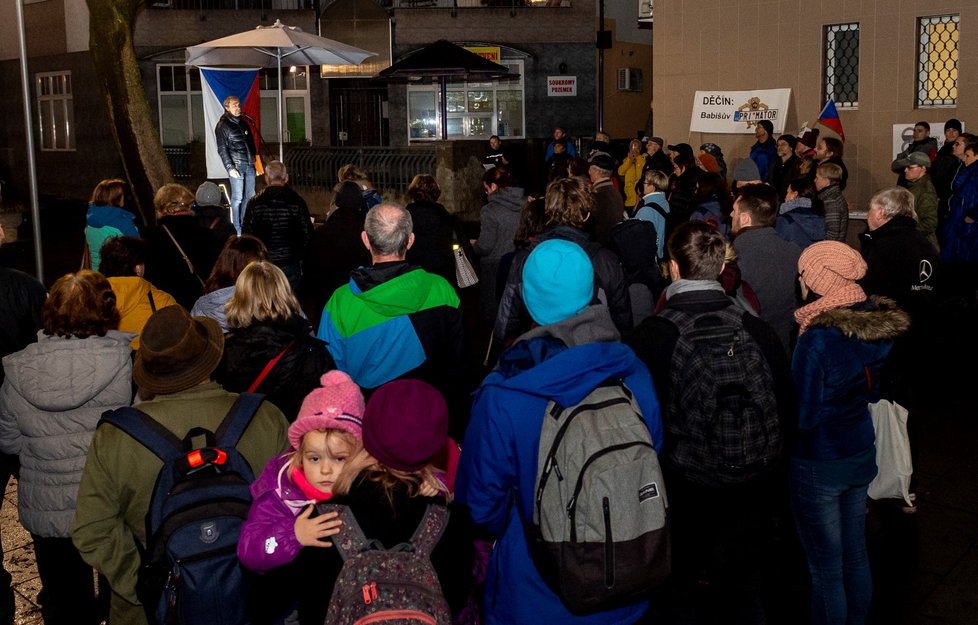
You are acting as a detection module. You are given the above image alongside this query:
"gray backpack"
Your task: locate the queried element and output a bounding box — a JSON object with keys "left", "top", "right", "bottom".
{"left": 525, "top": 379, "right": 670, "bottom": 614}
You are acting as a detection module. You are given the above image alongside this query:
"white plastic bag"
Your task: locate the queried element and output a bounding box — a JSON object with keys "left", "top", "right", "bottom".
{"left": 867, "top": 399, "right": 913, "bottom": 506}
{"left": 454, "top": 244, "right": 479, "bottom": 289}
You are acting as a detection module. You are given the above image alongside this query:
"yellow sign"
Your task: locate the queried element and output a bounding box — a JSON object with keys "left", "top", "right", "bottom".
{"left": 465, "top": 47, "right": 501, "bottom": 63}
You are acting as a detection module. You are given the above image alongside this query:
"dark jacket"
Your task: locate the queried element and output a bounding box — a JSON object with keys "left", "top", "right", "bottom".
{"left": 590, "top": 178, "right": 626, "bottom": 247}
{"left": 0, "top": 266, "right": 45, "bottom": 386}
{"left": 242, "top": 185, "right": 312, "bottom": 267}
{"left": 144, "top": 213, "right": 220, "bottom": 310}
{"left": 494, "top": 225, "right": 632, "bottom": 343}
{"left": 193, "top": 203, "right": 237, "bottom": 250}
{"left": 215, "top": 113, "right": 256, "bottom": 172}
{"left": 931, "top": 141, "right": 959, "bottom": 204}
{"left": 643, "top": 150, "right": 674, "bottom": 178}
{"left": 300, "top": 206, "right": 370, "bottom": 326}
{"left": 624, "top": 286, "right": 795, "bottom": 466}
{"left": 792, "top": 298, "right": 909, "bottom": 460}
{"left": 666, "top": 166, "right": 703, "bottom": 242}
{"left": 906, "top": 173, "right": 939, "bottom": 246}
{"left": 214, "top": 315, "right": 335, "bottom": 422}
{"left": 406, "top": 200, "right": 459, "bottom": 288}
{"left": 771, "top": 155, "right": 801, "bottom": 201}
{"left": 292, "top": 477, "right": 475, "bottom": 625}
{"left": 859, "top": 214, "right": 941, "bottom": 323}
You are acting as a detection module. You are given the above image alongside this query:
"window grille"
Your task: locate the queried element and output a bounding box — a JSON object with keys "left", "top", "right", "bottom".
{"left": 36, "top": 71, "right": 75, "bottom": 151}
{"left": 823, "top": 23, "right": 859, "bottom": 108}
{"left": 917, "top": 15, "right": 959, "bottom": 107}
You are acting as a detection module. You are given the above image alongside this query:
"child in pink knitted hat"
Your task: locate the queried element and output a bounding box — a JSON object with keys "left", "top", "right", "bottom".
{"left": 238, "top": 370, "right": 365, "bottom": 579}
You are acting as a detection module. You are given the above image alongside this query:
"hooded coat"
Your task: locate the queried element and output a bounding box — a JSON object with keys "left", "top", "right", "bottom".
{"left": 456, "top": 305, "right": 662, "bottom": 625}
{"left": 791, "top": 297, "right": 910, "bottom": 460}
{"left": 108, "top": 276, "right": 177, "bottom": 350}
{"left": 0, "top": 330, "right": 134, "bottom": 536}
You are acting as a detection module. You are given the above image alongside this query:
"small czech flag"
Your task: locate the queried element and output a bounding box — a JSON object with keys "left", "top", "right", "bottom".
{"left": 817, "top": 100, "right": 845, "bottom": 142}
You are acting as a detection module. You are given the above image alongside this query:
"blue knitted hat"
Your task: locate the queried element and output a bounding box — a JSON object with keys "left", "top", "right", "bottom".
{"left": 522, "top": 239, "right": 593, "bottom": 326}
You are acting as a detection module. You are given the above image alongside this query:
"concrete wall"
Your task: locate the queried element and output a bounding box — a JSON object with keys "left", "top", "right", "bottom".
{"left": 651, "top": 0, "right": 978, "bottom": 211}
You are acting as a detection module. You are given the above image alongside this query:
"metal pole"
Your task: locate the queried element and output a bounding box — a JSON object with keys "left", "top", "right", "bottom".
{"left": 440, "top": 76, "right": 447, "bottom": 140}
{"left": 15, "top": 0, "right": 43, "bottom": 284}
{"left": 278, "top": 54, "right": 284, "bottom": 161}
{"left": 597, "top": 0, "right": 605, "bottom": 132}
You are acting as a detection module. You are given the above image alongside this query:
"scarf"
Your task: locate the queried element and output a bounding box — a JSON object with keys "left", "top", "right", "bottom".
{"left": 794, "top": 283, "right": 866, "bottom": 334}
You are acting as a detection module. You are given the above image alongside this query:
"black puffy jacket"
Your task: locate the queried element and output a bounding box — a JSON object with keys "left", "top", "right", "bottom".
{"left": 215, "top": 113, "right": 256, "bottom": 171}
{"left": 493, "top": 225, "right": 632, "bottom": 342}
{"left": 242, "top": 185, "right": 311, "bottom": 266}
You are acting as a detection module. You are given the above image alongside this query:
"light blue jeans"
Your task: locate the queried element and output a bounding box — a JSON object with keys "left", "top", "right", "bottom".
{"left": 228, "top": 163, "right": 256, "bottom": 235}
{"left": 789, "top": 447, "right": 877, "bottom": 625}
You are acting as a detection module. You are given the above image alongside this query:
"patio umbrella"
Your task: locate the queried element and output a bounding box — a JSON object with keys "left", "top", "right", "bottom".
{"left": 377, "top": 40, "right": 517, "bottom": 140}
{"left": 186, "top": 20, "right": 376, "bottom": 160}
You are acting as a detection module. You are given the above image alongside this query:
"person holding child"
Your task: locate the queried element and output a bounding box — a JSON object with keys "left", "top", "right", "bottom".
{"left": 288, "top": 379, "right": 475, "bottom": 625}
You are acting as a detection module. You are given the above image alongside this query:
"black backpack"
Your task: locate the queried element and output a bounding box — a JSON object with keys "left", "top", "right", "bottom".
{"left": 608, "top": 218, "right": 661, "bottom": 290}
{"left": 98, "top": 393, "right": 264, "bottom": 625}
{"left": 659, "top": 305, "right": 781, "bottom": 485}
{"left": 525, "top": 379, "right": 670, "bottom": 614}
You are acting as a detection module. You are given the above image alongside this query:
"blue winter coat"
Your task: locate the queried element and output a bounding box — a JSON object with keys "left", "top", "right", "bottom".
{"left": 750, "top": 140, "right": 778, "bottom": 183}
{"left": 456, "top": 306, "right": 662, "bottom": 625}
{"left": 775, "top": 198, "right": 825, "bottom": 250}
{"left": 943, "top": 160, "right": 978, "bottom": 262}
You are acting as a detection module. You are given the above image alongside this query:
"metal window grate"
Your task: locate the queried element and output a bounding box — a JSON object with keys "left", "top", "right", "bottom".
{"left": 917, "top": 15, "right": 959, "bottom": 107}
{"left": 823, "top": 24, "right": 859, "bottom": 108}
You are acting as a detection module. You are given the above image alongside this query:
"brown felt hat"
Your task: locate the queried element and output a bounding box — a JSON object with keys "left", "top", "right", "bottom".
{"left": 133, "top": 305, "right": 224, "bottom": 395}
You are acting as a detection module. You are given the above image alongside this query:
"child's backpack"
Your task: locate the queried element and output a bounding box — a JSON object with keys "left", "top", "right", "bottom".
{"left": 608, "top": 218, "right": 661, "bottom": 291}
{"left": 318, "top": 503, "right": 452, "bottom": 625}
{"left": 659, "top": 304, "right": 781, "bottom": 486}
{"left": 98, "top": 393, "right": 264, "bottom": 625}
{"left": 525, "top": 379, "right": 670, "bottom": 615}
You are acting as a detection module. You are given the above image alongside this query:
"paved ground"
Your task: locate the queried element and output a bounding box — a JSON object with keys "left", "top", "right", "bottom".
{"left": 2, "top": 480, "right": 40, "bottom": 625}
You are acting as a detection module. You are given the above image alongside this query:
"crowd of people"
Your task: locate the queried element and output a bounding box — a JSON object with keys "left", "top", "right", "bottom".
{"left": 0, "top": 114, "right": 968, "bottom": 625}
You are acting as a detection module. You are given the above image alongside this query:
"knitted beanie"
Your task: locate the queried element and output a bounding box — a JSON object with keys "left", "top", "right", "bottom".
{"left": 361, "top": 379, "right": 448, "bottom": 473}
{"left": 698, "top": 152, "right": 719, "bottom": 174}
{"left": 945, "top": 118, "right": 963, "bottom": 133}
{"left": 289, "top": 370, "right": 365, "bottom": 449}
{"left": 522, "top": 239, "right": 594, "bottom": 326}
{"left": 798, "top": 241, "right": 867, "bottom": 296}
{"left": 758, "top": 120, "right": 774, "bottom": 136}
{"left": 732, "top": 158, "right": 761, "bottom": 182}
{"left": 778, "top": 134, "right": 798, "bottom": 150}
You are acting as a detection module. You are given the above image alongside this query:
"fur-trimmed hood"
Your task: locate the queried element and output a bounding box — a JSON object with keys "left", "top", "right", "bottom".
{"left": 806, "top": 296, "right": 910, "bottom": 341}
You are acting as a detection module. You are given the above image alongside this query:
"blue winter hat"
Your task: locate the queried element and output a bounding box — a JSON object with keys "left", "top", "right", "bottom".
{"left": 522, "top": 239, "right": 594, "bottom": 326}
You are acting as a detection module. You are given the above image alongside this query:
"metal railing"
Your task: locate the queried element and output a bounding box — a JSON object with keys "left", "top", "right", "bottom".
{"left": 164, "top": 147, "right": 193, "bottom": 180}
{"left": 148, "top": 0, "right": 312, "bottom": 10}
{"left": 387, "top": 0, "right": 569, "bottom": 8}
{"left": 285, "top": 145, "right": 437, "bottom": 193}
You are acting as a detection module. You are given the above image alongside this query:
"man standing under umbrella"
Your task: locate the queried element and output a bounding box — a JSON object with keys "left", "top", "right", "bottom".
{"left": 215, "top": 95, "right": 257, "bottom": 235}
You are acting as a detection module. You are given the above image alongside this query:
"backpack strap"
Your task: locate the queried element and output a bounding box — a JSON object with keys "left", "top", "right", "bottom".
{"left": 317, "top": 504, "right": 377, "bottom": 561}
{"left": 645, "top": 199, "right": 669, "bottom": 221}
{"left": 408, "top": 504, "right": 449, "bottom": 558}
{"left": 214, "top": 392, "right": 265, "bottom": 449}
{"left": 98, "top": 406, "right": 185, "bottom": 463}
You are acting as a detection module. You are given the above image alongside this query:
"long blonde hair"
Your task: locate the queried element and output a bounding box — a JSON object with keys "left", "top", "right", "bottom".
{"left": 331, "top": 446, "right": 450, "bottom": 506}
{"left": 224, "top": 261, "right": 301, "bottom": 328}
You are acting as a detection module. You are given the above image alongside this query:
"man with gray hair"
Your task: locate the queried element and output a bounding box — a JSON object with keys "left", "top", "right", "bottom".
{"left": 242, "top": 160, "right": 311, "bottom": 295}
{"left": 316, "top": 203, "right": 468, "bottom": 437}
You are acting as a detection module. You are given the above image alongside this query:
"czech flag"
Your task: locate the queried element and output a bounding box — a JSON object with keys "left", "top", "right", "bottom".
{"left": 817, "top": 99, "right": 845, "bottom": 142}
{"left": 200, "top": 67, "right": 261, "bottom": 179}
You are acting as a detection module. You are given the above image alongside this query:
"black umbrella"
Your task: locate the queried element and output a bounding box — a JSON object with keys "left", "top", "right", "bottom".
{"left": 377, "top": 39, "right": 517, "bottom": 140}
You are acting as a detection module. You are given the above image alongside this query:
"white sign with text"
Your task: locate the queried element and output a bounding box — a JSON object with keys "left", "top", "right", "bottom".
{"left": 689, "top": 89, "right": 792, "bottom": 134}
{"left": 547, "top": 76, "right": 577, "bottom": 97}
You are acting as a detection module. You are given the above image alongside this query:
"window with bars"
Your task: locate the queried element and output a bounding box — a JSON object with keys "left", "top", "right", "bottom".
{"left": 917, "top": 15, "right": 959, "bottom": 107}
{"left": 823, "top": 24, "right": 859, "bottom": 108}
{"left": 36, "top": 71, "right": 75, "bottom": 151}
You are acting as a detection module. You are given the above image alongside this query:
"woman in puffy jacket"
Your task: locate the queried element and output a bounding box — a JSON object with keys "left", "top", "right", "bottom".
{"left": 0, "top": 270, "right": 134, "bottom": 625}
{"left": 214, "top": 261, "right": 334, "bottom": 422}
{"left": 191, "top": 234, "right": 268, "bottom": 332}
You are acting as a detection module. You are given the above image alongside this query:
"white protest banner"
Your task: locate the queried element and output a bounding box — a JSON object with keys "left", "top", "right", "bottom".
{"left": 690, "top": 89, "right": 792, "bottom": 134}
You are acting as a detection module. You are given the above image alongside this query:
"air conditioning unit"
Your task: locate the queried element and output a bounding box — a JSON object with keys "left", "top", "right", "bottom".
{"left": 617, "top": 68, "right": 642, "bottom": 92}
{"left": 638, "top": 0, "right": 653, "bottom": 20}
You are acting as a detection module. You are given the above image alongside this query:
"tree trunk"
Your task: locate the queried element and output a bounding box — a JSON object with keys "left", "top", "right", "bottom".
{"left": 86, "top": 0, "right": 171, "bottom": 227}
